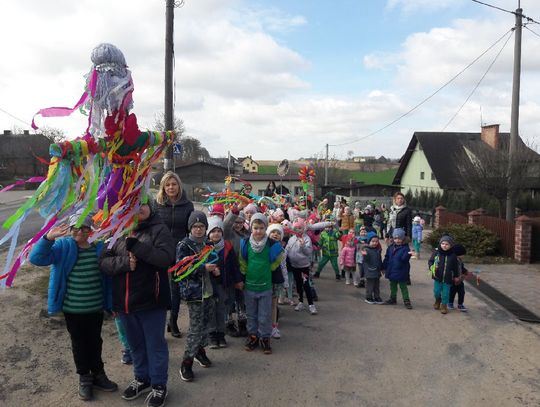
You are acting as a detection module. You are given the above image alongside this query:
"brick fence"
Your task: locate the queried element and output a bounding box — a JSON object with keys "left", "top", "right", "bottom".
{"left": 434, "top": 206, "right": 529, "bottom": 263}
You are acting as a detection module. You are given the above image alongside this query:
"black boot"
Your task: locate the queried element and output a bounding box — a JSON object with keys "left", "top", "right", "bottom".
{"left": 225, "top": 320, "right": 239, "bottom": 337}
{"left": 79, "top": 373, "right": 94, "bottom": 401}
{"left": 167, "top": 316, "right": 181, "bottom": 338}
{"left": 92, "top": 370, "right": 118, "bottom": 392}
{"left": 237, "top": 319, "right": 248, "bottom": 337}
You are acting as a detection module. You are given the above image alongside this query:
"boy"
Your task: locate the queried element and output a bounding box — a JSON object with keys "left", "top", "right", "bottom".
{"left": 429, "top": 235, "right": 460, "bottom": 315}
{"left": 239, "top": 213, "right": 284, "bottom": 354}
{"left": 177, "top": 211, "right": 220, "bottom": 382}
{"left": 315, "top": 223, "right": 341, "bottom": 279}
{"left": 361, "top": 234, "right": 384, "bottom": 304}
{"left": 382, "top": 228, "right": 414, "bottom": 309}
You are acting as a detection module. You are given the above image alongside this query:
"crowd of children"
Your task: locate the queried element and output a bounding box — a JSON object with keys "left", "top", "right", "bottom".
{"left": 29, "top": 187, "right": 471, "bottom": 407}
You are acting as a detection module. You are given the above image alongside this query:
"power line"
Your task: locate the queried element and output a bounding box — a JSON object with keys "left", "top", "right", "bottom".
{"left": 329, "top": 28, "right": 514, "bottom": 147}
{"left": 0, "top": 106, "right": 32, "bottom": 128}
{"left": 442, "top": 28, "right": 513, "bottom": 131}
{"left": 471, "top": 0, "right": 514, "bottom": 15}
{"left": 524, "top": 24, "right": 540, "bottom": 40}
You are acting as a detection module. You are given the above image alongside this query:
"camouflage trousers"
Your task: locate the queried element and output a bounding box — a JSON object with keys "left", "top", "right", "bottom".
{"left": 184, "top": 298, "right": 215, "bottom": 359}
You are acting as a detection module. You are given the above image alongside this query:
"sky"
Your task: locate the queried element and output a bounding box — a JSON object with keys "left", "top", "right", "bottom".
{"left": 2, "top": 0, "right": 540, "bottom": 161}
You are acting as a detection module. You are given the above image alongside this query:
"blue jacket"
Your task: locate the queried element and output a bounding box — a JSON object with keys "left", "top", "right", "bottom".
{"left": 412, "top": 223, "right": 423, "bottom": 241}
{"left": 383, "top": 243, "right": 411, "bottom": 282}
{"left": 29, "top": 236, "right": 112, "bottom": 315}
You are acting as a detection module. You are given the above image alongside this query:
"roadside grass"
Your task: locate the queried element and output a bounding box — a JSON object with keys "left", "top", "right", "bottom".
{"left": 350, "top": 168, "right": 397, "bottom": 185}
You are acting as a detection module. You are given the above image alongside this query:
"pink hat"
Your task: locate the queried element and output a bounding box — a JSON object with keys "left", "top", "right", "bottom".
{"left": 292, "top": 218, "right": 306, "bottom": 231}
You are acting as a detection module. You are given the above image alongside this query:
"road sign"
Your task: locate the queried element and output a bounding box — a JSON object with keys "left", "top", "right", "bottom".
{"left": 173, "top": 143, "right": 182, "bottom": 155}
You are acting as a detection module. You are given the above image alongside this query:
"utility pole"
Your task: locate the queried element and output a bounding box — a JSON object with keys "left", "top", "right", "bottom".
{"left": 163, "top": 0, "right": 175, "bottom": 172}
{"left": 506, "top": 5, "right": 522, "bottom": 221}
{"left": 324, "top": 143, "right": 329, "bottom": 186}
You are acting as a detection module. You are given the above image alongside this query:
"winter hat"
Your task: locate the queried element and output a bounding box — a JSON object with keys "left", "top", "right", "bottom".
{"left": 413, "top": 216, "right": 422, "bottom": 223}
{"left": 68, "top": 210, "right": 94, "bottom": 229}
{"left": 207, "top": 216, "right": 224, "bottom": 236}
{"left": 210, "top": 203, "right": 225, "bottom": 217}
{"left": 244, "top": 203, "right": 258, "bottom": 215}
{"left": 367, "top": 231, "right": 378, "bottom": 243}
{"left": 250, "top": 212, "right": 268, "bottom": 228}
{"left": 188, "top": 210, "right": 208, "bottom": 230}
{"left": 453, "top": 244, "right": 466, "bottom": 256}
{"left": 439, "top": 235, "right": 454, "bottom": 246}
{"left": 266, "top": 223, "right": 284, "bottom": 239}
{"left": 273, "top": 208, "right": 284, "bottom": 218}
{"left": 392, "top": 228, "right": 406, "bottom": 240}
{"left": 292, "top": 218, "right": 306, "bottom": 231}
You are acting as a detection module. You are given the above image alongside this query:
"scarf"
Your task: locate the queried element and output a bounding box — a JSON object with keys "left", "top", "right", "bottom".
{"left": 189, "top": 233, "right": 206, "bottom": 246}
{"left": 249, "top": 235, "right": 268, "bottom": 253}
{"left": 389, "top": 204, "right": 406, "bottom": 230}
{"left": 213, "top": 238, "right": 225, "bottom": 253}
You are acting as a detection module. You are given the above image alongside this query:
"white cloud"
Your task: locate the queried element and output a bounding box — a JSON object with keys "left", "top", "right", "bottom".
{"left": 386, "top": 0, "right": 465, "bottom": 14}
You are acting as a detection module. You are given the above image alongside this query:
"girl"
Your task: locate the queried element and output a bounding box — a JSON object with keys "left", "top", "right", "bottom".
{"left": 428, "top": 235, "right": 460, "bottom": 315}
{"left": 339, "top": 237, "right": 357, "bottom": 285}
{"left": 411, "top": 216, "right": 423, "bottom": 259}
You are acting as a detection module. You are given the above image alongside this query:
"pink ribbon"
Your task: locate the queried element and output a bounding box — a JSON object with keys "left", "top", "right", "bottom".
{"left": 0, "top": 177, "right": 45, "bottom": 193}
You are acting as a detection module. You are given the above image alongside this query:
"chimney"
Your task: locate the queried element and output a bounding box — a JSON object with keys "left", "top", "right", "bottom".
{"left": 480, "top": 124, "right": 499, "bottom": 149}
{"left": 23, "top": 130, "right": 29, "bottom": 135}
{"left": 3, "top": 130, "right": 12, "bottom": 135}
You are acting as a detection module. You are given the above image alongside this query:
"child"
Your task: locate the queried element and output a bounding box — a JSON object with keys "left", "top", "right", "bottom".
{"left": 412, "top": 216, "right": 423, "bottom": 259}
{"left": 315, "top": 223, "right": 341, "bottom": 279}
{"left": 100, "top": 201, "right": 175, "bottom": 406}
{"left": 428, "top": 235, "right": 460, "bottom": 315}
{"left": 382, "top": 228, "right": 413, "bottom": 309}
{"left": 30, "top": 212, "right": 117, "bottom": 401}
{"left": 286, "top": 218, "right": 318, "bottom": 315}
{"left": 207, "top": 216, "right": 243, "bottom": 349}
{"left": 239, "top": 213, "right": 284, "bottom": 354}
{"left": 355, "top": 227, "right": 369, "bottom": 287}
{"left": 448, "top": 244, "right": 468, "bottom": 312}
{"left": 176, "top": 211, "right": 220, "bottom": 382}
{"left": 339, "top": 237, "right": 356, "bottom": 285}
{"left": 361, "top": 234, "right": 384, "bottom": 304}
{"left": 267, "top": 223, "right": 288, "bottom": 339}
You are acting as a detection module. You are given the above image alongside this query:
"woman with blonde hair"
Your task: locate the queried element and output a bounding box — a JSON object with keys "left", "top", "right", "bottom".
{"left": 154, "top": 171, "right": 194, "bottom": 338}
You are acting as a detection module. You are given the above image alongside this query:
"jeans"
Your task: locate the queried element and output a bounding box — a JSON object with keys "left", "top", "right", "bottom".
{"left": 120, "top": 308, "right": 169, "bottom": 386}
{"left": 244, "top": 289, "right": 273, "bottom": 338}
{"left": 449, "top": 282, "right": 465, "bottom": 305}
{"left": 433, "top": 280, "right": 451, "bottom": 305}
{"left": 64, "top": 312, "right": 104, "bottom": 375}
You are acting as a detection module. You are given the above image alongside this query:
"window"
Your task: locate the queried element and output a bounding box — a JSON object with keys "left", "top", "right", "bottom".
{"left": 420, "top": 171, "right": 425, "bottom": 180}
{"left": 431, "top": 172, "right": 435, "bottom": 180}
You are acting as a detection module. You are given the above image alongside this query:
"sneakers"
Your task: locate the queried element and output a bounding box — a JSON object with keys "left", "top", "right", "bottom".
{"left": 353, "top": 282, "right": 359, "bottom": 287}
{"left": 374, "top": 297, "right": 384, "bottom": 304}
{"left": 245, "top": 335, "right": 259, "bottom": 351}
{"left": 433, "top": 299, "right": 441, "bottom": 310}
{"left": 404, "top": 299, "right": 413, "bottom": 309}
{"left": 447, "top": 303, "right": 455, "bottom": 310}
{"left": 440, "top": 304, "right": 448, "bottom": 314}
{"left": 384, "top": 297, "right": 397, "bottom": 305}
{"left": 335, "top": 275, "right": 341, "bottom": 281}
{"left": 179, "top": 358, "right": 194, "bottom": 382}
{"left": 122, "top": 379, "right": 151, "bottom": 400}
{"left": 145, "top": 385, "right": 167, "bottom": 407}
{"left": 218, "top": 332, "right": 228, "bottom": 348}
{"left": 345, "top": 279, "right": 351, "bottom": 285}
{"left": 260, "top": 338, "right": 272, "bottom": 354}
{"left": 194, "top": 347, "right": 212, "bottom": 367}
{"left": 271, "top": 325, "right": 281, "bottom": 339}
{"left": 294, "top": 302, "right": 305, "bottom": 312}
{"left": 458, "top": 304, "right": 468, "bottom": 312}
{"left": 364, "top": 297, "right": 375, "bottom": 304}
{"left": 93, "top": 371, "right": 118, "bottom": 392}
{"left": 308, "top": 304, "right": 318, "bottom": 315}
{"left": 209, "top": 332, "right": 220, "bottom": 349}
{"left": 121, "top": 349, "right": 133, "bottom": 365}
{"left": 79, "top": 374, "right": 94, "bottom": 401}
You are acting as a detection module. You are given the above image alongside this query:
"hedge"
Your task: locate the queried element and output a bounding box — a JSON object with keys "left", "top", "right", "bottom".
{"left": 426, "top": 223, "right": 500, "bottom": 257}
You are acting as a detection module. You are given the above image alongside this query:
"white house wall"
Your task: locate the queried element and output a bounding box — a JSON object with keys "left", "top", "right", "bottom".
{"left": 400, "top": 143, "right": 443, "bottom": 195}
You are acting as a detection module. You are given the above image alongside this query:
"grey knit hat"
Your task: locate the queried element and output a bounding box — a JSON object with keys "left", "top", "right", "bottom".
{"left": 188, "top": 210, "right": 208, "bottom": 230}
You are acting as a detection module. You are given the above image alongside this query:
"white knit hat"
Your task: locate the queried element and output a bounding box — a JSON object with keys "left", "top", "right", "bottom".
{"left": 207, "top": 216, "right": 224, "bottom": 235}
{"left": 266, "top": 223, "right": 284, "bottom": 239}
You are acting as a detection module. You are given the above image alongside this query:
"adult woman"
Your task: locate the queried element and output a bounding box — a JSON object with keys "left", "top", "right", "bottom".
{"left": 387, "top": 192, "right": 413, "bottom": 240}
{"left": 264, "top": 181, "right": 277, "bottom": 197}
{"left": 154, "top": 171, "right": 194, "bottom": 338}
{"left": 99, "top": 200, "right": 175, "bottom": 406}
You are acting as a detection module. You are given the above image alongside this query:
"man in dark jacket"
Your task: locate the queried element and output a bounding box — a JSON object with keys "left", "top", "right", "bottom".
{"left": 100, "top": 200, "right": 175, "bottom": 407}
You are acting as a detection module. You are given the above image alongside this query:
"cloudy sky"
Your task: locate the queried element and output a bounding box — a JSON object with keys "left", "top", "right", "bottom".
{"left": 2, "top": 0, "right": 540, "bottom": 160}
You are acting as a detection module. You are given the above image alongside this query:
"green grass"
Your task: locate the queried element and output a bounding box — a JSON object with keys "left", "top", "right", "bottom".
{"left": 257, "top": 165, "right": 299, "bottom": 175}
{"left": 350, "top": 168, "right": 397, "bottom": 186}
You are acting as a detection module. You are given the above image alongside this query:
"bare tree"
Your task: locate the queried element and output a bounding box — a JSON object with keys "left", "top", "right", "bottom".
{"left": 40, "top": 127, "right": 66, "bottom": 144}
{"left": 455, "top": 139, "right": 539, "bottom": 218}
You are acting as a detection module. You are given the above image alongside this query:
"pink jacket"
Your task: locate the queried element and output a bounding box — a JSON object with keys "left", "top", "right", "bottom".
{"left": 339, "top": 245, "right": 356, "bottom": 268}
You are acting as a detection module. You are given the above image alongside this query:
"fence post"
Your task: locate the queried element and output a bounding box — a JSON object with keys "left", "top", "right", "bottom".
{"left": 434, "top": 206, "right": 446, "bottom": 229}
{"left": 514, "top": 216, "right": 532, "bottom": 263}
{"left": 468, "top": 208, "right": 485, "bottom": 225}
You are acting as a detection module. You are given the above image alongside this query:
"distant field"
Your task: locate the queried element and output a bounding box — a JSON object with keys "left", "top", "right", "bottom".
{"left": 350, "top": 168, "right": 397, "bottom": 185}
{"left": 257, "top": 164, "right": 299, "bottom": 175}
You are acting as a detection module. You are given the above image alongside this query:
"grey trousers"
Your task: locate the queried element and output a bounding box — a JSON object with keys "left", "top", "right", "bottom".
{"left": 366, "top": 278, "right": 380, "bottom": 299}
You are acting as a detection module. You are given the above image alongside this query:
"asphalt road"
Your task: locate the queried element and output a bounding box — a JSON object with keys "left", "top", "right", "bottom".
{"left": 1, "top": 250, "right": 539, "bottom": 407}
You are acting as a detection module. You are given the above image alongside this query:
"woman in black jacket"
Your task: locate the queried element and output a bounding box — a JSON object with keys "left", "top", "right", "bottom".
{"left": 154, "top": 171, "right": 194, "bottom": 338}
{"left": 99, "top": 201, "right": 176, "bottom": 404}
{"left": 387, "top": 192, "right": 413, "bottom": 240}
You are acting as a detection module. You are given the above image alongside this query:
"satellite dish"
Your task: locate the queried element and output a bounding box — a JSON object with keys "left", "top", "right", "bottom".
{"left": 277, "top": 159, "right": 289, "bottom": 177}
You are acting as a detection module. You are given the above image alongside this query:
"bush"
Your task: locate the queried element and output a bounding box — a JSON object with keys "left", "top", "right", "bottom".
{"left": 427, "top": 224, "right": 500, "bottom": 257}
